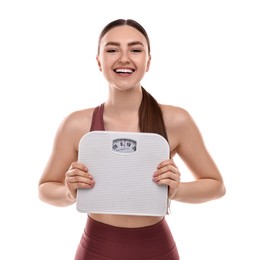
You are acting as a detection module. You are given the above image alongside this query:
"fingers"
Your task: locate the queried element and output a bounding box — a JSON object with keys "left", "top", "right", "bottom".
{"left": 153, "top": 159, "right": 180, "bottom": 182}
{"left": 69, "top": 161, "right": 88, "bottom": 172}
{"left": 157, "top": 159, "right": 178, "bottom": 169}
{"left": 65, "top": 162, "right": 95, "bottom": 198}
{"left": 153, "top": 159, "right": 180, "bottom": 199}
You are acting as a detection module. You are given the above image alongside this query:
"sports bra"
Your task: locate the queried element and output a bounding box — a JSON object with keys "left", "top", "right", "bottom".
{"left": 90, "top": 103, "right": 105, "bottom": 131}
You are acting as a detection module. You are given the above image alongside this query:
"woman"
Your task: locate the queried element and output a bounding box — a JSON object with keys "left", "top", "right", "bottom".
{"left": 38, "top": 19, "right": 226, "bottom": 259}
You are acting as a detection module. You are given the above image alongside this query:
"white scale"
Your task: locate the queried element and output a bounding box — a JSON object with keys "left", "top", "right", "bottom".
{"left": 76, "top": 131, "right": 170, "bottom": 216}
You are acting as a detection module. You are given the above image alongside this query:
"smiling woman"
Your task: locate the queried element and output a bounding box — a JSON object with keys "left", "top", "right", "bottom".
{"left": 97, "top": 22, "right": 151, "bottom": 92}
{"left": 38, "top": 18, "right": 225, "bottom": 260}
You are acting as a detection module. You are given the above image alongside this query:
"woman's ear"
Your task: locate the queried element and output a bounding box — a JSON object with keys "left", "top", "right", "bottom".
{"left": 96, "top": 56, "right": 102, "bottom": 71}
{"left": 146, "top": 55, "right": 151, "bottom": 72}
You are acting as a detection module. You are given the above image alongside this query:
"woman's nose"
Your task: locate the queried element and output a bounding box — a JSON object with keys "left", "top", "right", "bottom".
{"left": 118, "top": 51, "right": 130, "bottom": 63}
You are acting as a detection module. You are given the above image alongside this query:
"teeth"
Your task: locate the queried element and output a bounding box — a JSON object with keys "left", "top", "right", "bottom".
{"left": 115, "top": 68, "right": 134, "bottom": 73}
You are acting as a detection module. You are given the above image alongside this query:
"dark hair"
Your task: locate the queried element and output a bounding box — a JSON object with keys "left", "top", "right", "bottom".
{"left": 98, "top": 19, "right": 168, "bottom": 142}
{"left": 139, "top": 87, "right": 168, "bottom": 142}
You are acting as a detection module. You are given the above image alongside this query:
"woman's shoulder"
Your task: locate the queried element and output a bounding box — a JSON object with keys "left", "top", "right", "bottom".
{"left": 160, "top": 104, "right": 193, "bottom": 127}
{"left": 160, "top": 104, "right": 199, "bottom": 152}
{"left": 64, "top": 107, "right": 95, "bottom": 125}
{"left": 57, "top": 107, "right": 98, "bottom": 138}
{"left": 66, "top": 107, "right": 95, "bottom": 121}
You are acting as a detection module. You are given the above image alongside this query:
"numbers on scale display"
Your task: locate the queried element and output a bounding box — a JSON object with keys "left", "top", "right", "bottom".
{"left": 112, "top": 138, "right": 137, "bottom": 153}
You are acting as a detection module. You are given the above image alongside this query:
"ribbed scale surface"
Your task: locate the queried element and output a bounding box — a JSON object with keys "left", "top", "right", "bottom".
{"left": 77, "top": 131, "right": 169, "bottom": 216}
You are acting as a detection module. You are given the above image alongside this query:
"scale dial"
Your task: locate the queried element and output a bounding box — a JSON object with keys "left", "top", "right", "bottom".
{"left": 112, "top": 138, "right": 137, "bottom": 153}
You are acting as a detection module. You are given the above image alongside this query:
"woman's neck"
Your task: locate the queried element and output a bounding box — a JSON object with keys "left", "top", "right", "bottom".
{"left": 106, "top": 85, "right": 143, "bottom": 113}
{"left": 103, "top": 85, "right": 143, "bottom": 132}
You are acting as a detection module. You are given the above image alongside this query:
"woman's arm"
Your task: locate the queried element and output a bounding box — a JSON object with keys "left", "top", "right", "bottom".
{"left": 156, "top": 105, "right": 226, "bottom": 203}
{"left": 38, "top": 110, "right": 95, "bottom": 207}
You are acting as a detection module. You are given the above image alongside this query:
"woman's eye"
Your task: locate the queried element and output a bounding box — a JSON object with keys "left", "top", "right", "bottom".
{"left": 131, "top": 49, "right": 142, "bottom": 53}
{"left": 107, "top": 49, "right": 118, "bottom": 53}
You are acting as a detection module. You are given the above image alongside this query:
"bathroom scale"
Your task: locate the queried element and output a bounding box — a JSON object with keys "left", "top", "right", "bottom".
{"left": 76, "top": 131, "right": 170, "bottom": 216}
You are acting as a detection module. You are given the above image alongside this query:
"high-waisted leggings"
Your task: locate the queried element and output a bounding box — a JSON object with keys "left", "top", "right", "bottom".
{"left": 75, "top": 217, "right": 179, "bottom": 260}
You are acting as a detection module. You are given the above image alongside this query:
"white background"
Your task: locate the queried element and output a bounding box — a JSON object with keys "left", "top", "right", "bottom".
{"left": 0, "top": 0, "right": 259, "bottom": 259}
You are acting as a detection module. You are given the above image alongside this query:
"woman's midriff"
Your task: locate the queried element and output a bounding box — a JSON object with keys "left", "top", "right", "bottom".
{"left": 89, "top": 213, "right": 164, "bottom": 228}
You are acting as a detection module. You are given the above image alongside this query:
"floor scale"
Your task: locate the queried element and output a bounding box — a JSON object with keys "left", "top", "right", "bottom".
{"left": 76, "top": 131, "right": 170, "bottom": 216}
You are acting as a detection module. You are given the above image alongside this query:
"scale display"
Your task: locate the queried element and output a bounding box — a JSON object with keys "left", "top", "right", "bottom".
{"left": 112, "top": 138, "right": 137, "bottom": 153}
{"left": 77, "top": 131, "right": 170, "bottom": 216}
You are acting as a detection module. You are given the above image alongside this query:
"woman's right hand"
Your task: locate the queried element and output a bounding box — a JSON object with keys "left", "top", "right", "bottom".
{"left": 65, "top": 162, "right": 95, "bottom": 199}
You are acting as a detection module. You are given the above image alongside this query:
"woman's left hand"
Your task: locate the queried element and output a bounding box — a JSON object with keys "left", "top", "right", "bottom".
{"left": 153, "top": 159, "right": 181, "bottom": 199}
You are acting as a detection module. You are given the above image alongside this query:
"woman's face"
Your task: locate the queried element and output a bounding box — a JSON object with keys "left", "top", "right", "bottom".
{"left": 97, "top": 25, "right": 151, "bottom": 91}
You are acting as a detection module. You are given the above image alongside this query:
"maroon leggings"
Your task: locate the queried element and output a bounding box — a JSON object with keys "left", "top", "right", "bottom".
{"left": 75, "top": 217, "right": 179, "bottom": 260}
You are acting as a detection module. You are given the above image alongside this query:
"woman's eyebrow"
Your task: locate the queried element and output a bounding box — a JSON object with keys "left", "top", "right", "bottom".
{"left": 105, "top": 41, "right": 120, "bottom": 47}
{"left": 128, "top": 41, "right": 144, "bottom": 47}
{"left": 105, "top": 41, "right": 144, "bottom": 47}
